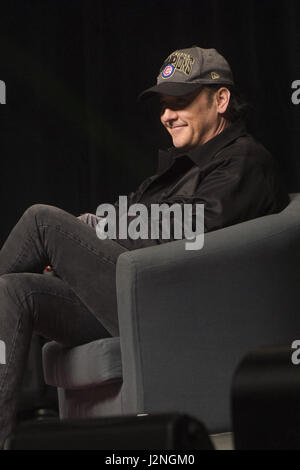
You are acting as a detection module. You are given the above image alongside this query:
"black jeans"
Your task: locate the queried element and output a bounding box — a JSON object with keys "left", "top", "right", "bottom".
{"left": 0, "top": 204, "right": 128, "bottom": 447}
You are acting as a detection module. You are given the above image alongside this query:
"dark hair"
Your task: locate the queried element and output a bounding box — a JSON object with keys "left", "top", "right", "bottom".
{"left": 205, "top": 85, "right": 250, "bottom": 123}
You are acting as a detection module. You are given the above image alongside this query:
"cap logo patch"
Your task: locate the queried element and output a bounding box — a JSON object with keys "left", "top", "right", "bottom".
{"left": 160, "top": 52, "right": 195, "bottom": 77}
{"left": 211, "top": 72, "right": 220, "bottom": 80}
{"left": 162, "top": 64, "right": 175, "bottom": 79}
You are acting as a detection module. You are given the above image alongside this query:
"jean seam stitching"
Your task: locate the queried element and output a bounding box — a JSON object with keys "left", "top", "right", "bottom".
{"left": 38, "top": 223, "right": 117, "bottom": 266}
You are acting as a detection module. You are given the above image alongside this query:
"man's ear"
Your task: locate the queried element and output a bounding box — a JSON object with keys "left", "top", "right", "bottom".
{"left": 216, "top": 87, "right": 231, "bottom": 114}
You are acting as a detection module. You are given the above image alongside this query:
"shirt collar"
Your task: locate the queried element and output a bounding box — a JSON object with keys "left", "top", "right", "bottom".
{"left": 158, "top": 120, "right": 249, "bottom": 174}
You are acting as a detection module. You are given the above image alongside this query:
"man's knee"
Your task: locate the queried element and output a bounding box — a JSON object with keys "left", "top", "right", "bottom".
{"left": 21, "top": 205, "right": 69, "bottom": 234}
{"left": 0, "top": 274, "right": 37, "bottom": 312}
{"left": 23, "top": 204, "right": 56, "bottom": 222}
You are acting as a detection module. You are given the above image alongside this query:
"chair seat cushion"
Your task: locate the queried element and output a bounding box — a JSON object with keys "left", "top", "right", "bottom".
{"left": 42, "top": 337, "right": 122, "bottom": 390}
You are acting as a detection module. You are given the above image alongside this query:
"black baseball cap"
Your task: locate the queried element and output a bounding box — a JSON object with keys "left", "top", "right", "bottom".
{"left": 139, "top": 46, "right": 234, "bottom": 100}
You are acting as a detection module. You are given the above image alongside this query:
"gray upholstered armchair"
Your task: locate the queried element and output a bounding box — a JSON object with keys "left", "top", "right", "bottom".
{"left": 42, "top": 194, "right": 300, "bottom": 434}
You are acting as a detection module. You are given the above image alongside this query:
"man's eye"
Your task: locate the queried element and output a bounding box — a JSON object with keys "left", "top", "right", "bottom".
{"left": 160, "top": 100, "right": 187, "bottom": 111}
{"left": 176, "top": 100, "right": 188, "bottom": 108}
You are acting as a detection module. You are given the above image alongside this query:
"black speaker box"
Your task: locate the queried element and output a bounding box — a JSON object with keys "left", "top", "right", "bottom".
{"left": 5, "top": 413, "right": 214, "bottom": 450}
{"left": 232, "top": 347, "right": 300, "bottom": 450}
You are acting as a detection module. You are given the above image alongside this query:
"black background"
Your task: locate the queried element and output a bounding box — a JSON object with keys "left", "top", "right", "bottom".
{"left": 0, "top": 0, "right": 299, "bottom": 246}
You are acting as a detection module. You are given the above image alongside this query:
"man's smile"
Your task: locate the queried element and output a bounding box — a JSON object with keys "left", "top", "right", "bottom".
{"left": 168, "top": 124, "right": 187, "bottom": 131}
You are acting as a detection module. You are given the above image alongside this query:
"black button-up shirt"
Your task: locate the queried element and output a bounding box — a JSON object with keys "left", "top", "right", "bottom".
{"left": 114, "top": 120, "right": 289, "bottom": 250}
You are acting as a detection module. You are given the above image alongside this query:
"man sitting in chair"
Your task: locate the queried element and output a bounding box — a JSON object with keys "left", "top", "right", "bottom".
{"left": 0, "top": 46, "right": 288, "bottom": 447}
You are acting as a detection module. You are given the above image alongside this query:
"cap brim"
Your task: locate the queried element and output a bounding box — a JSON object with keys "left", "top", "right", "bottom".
{"left": 138, "top": 79, "right": 234, "bottom": 101}
{"left": 138, "top": 82, "right": 203, "bottom": 101}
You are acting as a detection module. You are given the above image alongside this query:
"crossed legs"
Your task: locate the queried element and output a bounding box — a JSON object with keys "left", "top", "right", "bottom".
{"left": 0, "top": 204, "right": 128, "bottom": 446}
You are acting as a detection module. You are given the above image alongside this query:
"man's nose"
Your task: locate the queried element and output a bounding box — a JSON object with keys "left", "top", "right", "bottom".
{"left": 161, "top": 106, "right": 178, "bottom": 123}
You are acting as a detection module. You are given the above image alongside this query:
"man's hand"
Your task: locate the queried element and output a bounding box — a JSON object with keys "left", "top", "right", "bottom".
{"left": 77, "top": 213, "right": 103, "bottom": 228}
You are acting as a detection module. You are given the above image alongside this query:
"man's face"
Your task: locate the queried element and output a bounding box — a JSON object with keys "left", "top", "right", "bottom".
{"left": 160, "top": 87, "right": 219, "bottom": 150}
